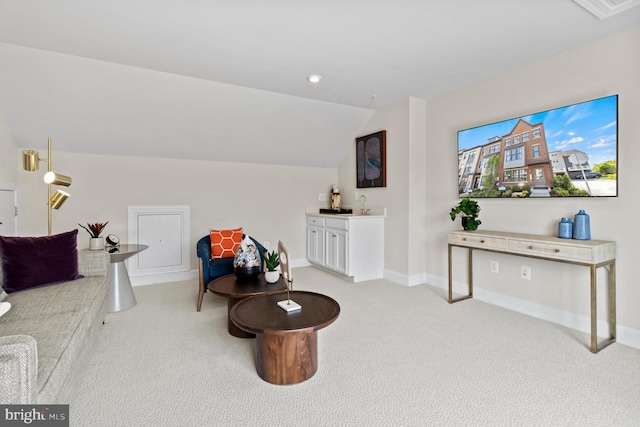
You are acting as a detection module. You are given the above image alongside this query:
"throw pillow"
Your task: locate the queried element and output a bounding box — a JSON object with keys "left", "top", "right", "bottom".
{"left": 0, "top": 229, "right": 83, "bottom": 293}
{"left": 210, "top": 228, "right": 243, "bottom": 259}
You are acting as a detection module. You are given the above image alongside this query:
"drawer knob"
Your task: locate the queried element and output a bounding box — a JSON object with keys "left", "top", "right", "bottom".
{"left": 554, "top": 249, "right": 560, "bottom": 253}
{"left": 462, "top": 238, "right": 467, "bottom": 241}
{"left": 480, "top": 240, "right": 485, "bottom": 243}
{"left": 528, "top": 245, "right": 534, "bottom": 249}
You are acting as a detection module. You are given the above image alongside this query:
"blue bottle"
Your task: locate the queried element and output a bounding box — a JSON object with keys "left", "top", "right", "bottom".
{"left": 558, "top": 217, "right": 573, "bottom": 239}
{"left": 573, "top": 210, "right": 591, "bottom": 240}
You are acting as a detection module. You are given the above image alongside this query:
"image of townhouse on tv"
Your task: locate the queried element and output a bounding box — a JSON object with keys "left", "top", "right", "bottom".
{"left": 457, "top": 94, "right": 618, "bottom": 198}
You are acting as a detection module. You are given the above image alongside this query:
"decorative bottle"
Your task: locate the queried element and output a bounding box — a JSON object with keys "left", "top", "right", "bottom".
{"left": 558, "top": 218, "right": 573, "bottom": 239}
{"left": 573, "top": 210, "right": 591, "bottom": 240}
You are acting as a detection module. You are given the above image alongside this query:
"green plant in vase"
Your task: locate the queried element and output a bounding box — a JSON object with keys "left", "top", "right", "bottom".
{"left": 450, "top": 198, "right": 481, "bottom": 231}
{"left": 264, "top": 250, "right": 280, "bottom": 284}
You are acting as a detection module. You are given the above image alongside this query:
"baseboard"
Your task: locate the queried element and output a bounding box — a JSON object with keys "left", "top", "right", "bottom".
{"left": 131, "top": 270, "right": 198, "bottom": 286}
{"left": 130, "top": 257, "right": 311, "bottom": 287}
{"left": 126, "top": 265, "right": 640, "bottom": 349}
{"left": 434, "top": 274, "right": 640, "bottom": 350}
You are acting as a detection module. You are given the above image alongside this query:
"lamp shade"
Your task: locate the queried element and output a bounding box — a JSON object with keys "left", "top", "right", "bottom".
{"left": 44, "top": 171, "right": 72, "bottom": 186}
{"left": 50, "top": 190, "right": 70, "bottom": 209}
{"left": 22, "top": 150, "right": 40, "bottom": 171}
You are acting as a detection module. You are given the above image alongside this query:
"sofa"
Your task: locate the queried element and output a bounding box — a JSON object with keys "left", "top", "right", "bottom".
{"left": 0, "top": 247, "right": 109, "bottom": 404}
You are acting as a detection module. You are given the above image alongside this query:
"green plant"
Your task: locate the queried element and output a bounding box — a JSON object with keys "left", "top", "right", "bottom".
{"left": 450, "top": 198, "right": 481, "bottom": 230}
{"left": 78, "top": 222, "right": 108, "bottom": 238}
{"left": 264, "top": 250, "right": 280, "bottom": 271}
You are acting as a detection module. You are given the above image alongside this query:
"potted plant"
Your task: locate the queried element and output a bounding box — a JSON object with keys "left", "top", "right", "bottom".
{"left": 264, "top": 250, "right": 280, "bottom": 283}
{"left": 450, "top": 198, "right": 481, "bottom": 231}
{"left": 78, "top": 221, "right": 109, "bottom": 250}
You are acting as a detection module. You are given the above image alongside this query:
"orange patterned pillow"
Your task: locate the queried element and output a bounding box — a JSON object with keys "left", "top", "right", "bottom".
{"left": 210, "top": 228, "right": 243, "bottom": 259}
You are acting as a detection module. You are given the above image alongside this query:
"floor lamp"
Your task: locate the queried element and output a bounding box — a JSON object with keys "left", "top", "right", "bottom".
{"left": 22, "top": 138, "right": 72, "bottom": 235}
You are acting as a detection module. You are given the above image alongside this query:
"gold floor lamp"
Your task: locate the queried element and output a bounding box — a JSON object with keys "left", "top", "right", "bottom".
{"left": 22, "top": 138, "right": 72, "bottom": 235}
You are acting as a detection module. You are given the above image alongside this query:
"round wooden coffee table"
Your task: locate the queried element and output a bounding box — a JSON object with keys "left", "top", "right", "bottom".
{"left": 230, "top": 291, "right": 340, "bottom": 385}
{"left": 208, "top": 273, "right": 286, "bottom": 338}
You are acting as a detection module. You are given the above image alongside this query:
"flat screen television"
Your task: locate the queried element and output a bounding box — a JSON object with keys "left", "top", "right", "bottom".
{"left": 456, "top": 94, "right": 618, "bottom": 198}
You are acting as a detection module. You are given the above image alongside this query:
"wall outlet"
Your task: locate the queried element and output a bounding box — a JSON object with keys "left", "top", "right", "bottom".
{"left": 520, "top": 265, "right": 532, "bottom": 280}
{"left": 319, "top": 193, "right": 326, "bottom": 201}
{"left": 490, "top": 260, "right": 499, "bottom": 274}
{"left": 263, "top": 241, "right": 269, "bottom": 250}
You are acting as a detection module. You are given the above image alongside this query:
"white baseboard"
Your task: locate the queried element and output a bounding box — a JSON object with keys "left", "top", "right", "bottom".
{"left": 130, "top": 257, "right": 311, "bottom": 287}
{"left": 428, "top": 273, "right": 640, "bottom": 350}
{"left": 128, "top": 265, "right": 640, "bottom": 350}
{"left": 131, "top": 270, "right": 198, "bottom": 286}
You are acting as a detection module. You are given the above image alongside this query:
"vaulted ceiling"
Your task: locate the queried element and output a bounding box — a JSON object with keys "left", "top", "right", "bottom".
{"left": 0, "top": 1, "right": 638, "bottom": 167}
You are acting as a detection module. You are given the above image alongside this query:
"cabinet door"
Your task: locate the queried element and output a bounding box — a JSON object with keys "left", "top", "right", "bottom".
{"left": 325, "top": 228, "right": 348, "bottom": 275}
{"left": 306, "top": 226, "right": 324, "bottom": 265}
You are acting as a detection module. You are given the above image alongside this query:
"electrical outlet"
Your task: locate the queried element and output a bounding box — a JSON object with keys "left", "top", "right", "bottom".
{"left": 520, "top": 265, "right": 531, "bottom": 280}
{"left": 319, "top": 193, "right": 326, "bottom": 201}
{"left": 263, "top": 241, "right": 269, "bottom": 250}
{"left": 490, "top": 260, "right": 499, "bottom": 274}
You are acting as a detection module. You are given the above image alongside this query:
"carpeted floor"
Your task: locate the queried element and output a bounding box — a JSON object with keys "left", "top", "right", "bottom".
{"left": 58, "top": 267, "right": 640, "bottom": 426}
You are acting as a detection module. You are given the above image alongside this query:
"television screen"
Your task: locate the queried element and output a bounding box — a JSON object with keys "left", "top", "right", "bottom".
{"left": 456, "top": 94, "right": 618, "bottom": 198}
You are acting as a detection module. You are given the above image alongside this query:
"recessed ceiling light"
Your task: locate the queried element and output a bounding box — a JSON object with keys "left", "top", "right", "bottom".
{"left": 307, "top": 74, "right": 322, "bottom": 83}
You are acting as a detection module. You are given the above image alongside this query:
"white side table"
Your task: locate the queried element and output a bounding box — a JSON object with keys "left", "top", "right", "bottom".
{"left": 107, "top": 244, "right": 148, "bottom": 312}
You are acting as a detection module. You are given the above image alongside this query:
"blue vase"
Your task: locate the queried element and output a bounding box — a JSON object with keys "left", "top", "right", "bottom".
{"left": 573, "top": 210, "right": 591, "bottom": 240}
{"left": 558, "top": 218, "right": 573, "bottom": 239}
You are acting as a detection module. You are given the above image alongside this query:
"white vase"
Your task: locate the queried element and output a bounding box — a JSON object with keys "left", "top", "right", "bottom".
{"left": 89, "top": 237, "right": 104, "bottom": 251}
{"left": 265, "top": 270, "right": 280, "bottom": 284}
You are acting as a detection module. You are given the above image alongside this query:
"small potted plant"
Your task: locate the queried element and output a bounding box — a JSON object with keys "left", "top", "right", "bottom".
{"left": 79, "top": 221, "right": 109, "bottom": 250}
{"left": 450, "top": 198, "right": 481, "bottom": 231}
{"left": 264, "top": 250, "right": 280, "bottom": 283}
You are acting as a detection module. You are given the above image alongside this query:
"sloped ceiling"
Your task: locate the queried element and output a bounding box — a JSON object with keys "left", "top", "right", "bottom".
{"left": 0, "top": 1, "right": 638, "bottom": 167}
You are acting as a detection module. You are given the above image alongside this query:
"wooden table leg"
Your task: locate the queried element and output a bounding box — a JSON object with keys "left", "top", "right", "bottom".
{"left": 255, "top": 331, "right": 318, "bottom": 385}
{"left": 227, "top": 297, "right": 255, "bottom": 338}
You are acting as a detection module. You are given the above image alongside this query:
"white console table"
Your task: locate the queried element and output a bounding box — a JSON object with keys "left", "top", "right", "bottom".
{"left": 448, "top": 230, "right": 616, "bottom": 353}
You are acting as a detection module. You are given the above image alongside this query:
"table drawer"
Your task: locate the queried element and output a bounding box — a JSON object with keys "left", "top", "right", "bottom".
{"left": 507, "top": 239, "right": 593, "bottom": 261}
{"left": 449, "top": 233, "right": 506, "bottom": 250}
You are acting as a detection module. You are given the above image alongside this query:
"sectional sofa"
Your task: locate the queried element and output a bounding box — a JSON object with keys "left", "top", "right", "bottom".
{"left": 0, "top": 231, "right": 109, "bottom": 404}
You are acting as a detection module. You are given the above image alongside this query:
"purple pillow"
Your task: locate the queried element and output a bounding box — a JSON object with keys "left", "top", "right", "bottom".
{"left": 0, "top": 229, "right": 83, "bottom": 293}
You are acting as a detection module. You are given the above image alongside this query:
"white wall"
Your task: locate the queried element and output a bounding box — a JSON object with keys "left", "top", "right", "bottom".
{"left": 338, "top": 98, "right": 428, "bottom": 282}
{"left": 0, "top": 113, "right": 17, "bottom": 183}
{"left": 425, "top": 29, "right": 640, "bottom": 342}
{"left": 16, "top": 150, "right": 336, "bottom": 270}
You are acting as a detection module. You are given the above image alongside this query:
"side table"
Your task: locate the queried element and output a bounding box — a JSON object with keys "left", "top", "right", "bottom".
{"left": 208, "top": 273, "right": 286, "bottom": 338}
{"left": 107, "top": 244, "right": 149, "bottom": 312}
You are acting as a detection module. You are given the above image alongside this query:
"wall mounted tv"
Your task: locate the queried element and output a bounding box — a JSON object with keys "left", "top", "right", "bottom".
{"left": 457, "top": 94, "right": 618, "bottom": 198}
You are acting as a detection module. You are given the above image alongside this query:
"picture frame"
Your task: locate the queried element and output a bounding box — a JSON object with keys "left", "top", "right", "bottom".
{"left": 356, "top": 130, "right": 386, "bottom": 188}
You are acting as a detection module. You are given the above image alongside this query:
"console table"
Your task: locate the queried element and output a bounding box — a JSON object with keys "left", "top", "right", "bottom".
{"left": 448, "top": 230, "right": 616, "bottom": 353}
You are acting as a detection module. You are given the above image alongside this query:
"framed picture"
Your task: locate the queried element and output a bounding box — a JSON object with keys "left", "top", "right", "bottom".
{"left": 356, "top": 130, "right": 386, "bottom": 188}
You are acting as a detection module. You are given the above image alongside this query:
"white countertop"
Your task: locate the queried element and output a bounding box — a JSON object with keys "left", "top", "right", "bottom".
{"left": 305, "top": 207, "right": 386, "bottom": 218}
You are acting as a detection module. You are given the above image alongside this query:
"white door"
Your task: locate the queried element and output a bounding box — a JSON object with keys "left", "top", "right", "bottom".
{"left": 0, "top": 188, "right": 17, "bottom": 236}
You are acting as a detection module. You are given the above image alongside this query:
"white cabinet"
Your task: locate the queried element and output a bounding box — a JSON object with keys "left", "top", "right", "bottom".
{"left": 306, "top": 213, "right": 384, "bottom": 282}
{"left": 306, "top": 219, "right": 325, "bottom": 266}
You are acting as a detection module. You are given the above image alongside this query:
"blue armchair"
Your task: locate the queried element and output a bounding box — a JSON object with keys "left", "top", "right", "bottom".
{"left": 196, "top": 234, "right": 266, "bottom": 311}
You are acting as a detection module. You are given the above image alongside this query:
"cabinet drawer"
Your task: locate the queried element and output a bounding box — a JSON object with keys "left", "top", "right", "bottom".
{"left": 307, "top": 216, "right": 325, "bottom": 226}
{"left": 325, "top": 218, "right": 349, "bottom": 231}
{"left": 507, "top": 239, "right": 593, "bottom": 261}
{"left": 449, "top": 233, "right": 506, "bottom": 250}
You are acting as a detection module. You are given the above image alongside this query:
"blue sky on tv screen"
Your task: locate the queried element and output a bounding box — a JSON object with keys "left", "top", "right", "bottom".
{"left": 457, "top": 95, "right": 617, "bottom": 166}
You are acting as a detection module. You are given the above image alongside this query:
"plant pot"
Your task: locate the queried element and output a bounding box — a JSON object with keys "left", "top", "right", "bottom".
{"left": 265, "top": 270, "right": 280, "bottom": 284}
{"left": 89, "top": 237, "right": 105, "bottom": 250}
{"left": 461, "top": 217, "right": 479, "bottom": 231}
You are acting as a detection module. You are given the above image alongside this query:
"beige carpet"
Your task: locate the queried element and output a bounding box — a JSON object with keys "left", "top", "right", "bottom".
{"left": 58, "top": 267, "right": 640, "bottom": 426}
